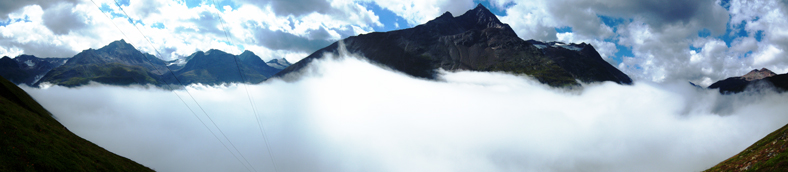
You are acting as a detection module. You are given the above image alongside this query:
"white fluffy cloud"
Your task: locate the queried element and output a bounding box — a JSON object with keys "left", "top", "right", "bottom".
{"left": 0, "top": 0, "right": 382, "bottom": 62}
{"left": 0, "top": 0, "right": 78, "bottom": 20}
{"left": 0, "top": 2, "right": 122, "bottom": 58}
{"left": 498, "top": 0, "right": 559, "bottom": 41}
{"left": 729, "top": 0, "right": 788, "bottom": 72}
{"left": 360, "top": 0, "right": 475, "bottom": 26}
{"left": 495, "top": 0, "right": 740, "bottom": 82}
{"left": 492, "top": 0, "right": 788, "bottom": 85}
{"left": 22, "top": 54, "right": 788, "bottom": 172}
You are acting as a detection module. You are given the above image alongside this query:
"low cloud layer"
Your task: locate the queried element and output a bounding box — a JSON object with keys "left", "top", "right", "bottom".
{"left": 21, "top": 53, "right": 788, "bottom": 172}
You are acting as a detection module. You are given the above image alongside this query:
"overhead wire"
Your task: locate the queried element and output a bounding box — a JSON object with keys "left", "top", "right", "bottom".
{"left": 84, "top": 1, "right": 254, "bottom": 172}
{"left": 87, "top": 1, "right": 253, "bottom": 172}
{"left": 208, "top": 1, "right": 280, "bottom": 171}
{"left": 106, "top": 1, "right": 260, "bottom": 171}
{"left": 89, "top": 0, "right": 258, "bottom": 171}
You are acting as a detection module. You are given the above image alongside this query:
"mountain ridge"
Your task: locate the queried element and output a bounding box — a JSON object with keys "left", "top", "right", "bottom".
{"left": 708, "top": 68, "right": 788, "bottom": 94}
{"left": 742, "top": 68, "right": 776, "bottom": 81}
{"left": 272, "top": 4, "right": 632, "bottom": 87}
{"left": 34, "top": 39, "right": 169, "bottom": 87}
{"left": 0, "top": 40, "right": 291, "bottom": 88}
{"left": 0, "top": 55, "right": 68, "bottom": 86}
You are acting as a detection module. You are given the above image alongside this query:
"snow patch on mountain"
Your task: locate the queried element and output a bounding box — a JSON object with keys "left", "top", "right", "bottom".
{"left": 528, "top": 40, "right": 584, "bottom": 51}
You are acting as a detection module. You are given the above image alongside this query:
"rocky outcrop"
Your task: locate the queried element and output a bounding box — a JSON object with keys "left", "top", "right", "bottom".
{"left": 741, "top": 68, "right": 776, "bottom": 81}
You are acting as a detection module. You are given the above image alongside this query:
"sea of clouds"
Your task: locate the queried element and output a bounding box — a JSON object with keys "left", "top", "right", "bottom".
{"left": 21, "top": 52, "right": 788, "bottom": 172}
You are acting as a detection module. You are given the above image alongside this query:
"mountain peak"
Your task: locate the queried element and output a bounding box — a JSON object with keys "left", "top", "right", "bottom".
{"left": 267, "top": 58, "right": 289, "bottom": 64}
{"left": 0, "top": 56, "right": 16, "bottom": 68}
{"left": 456, "top": 4, "right": 505, "bottom": 30}
{"left": 472, "top": 3, "right": 491, "bottom": 13}
{"left": 470, "top": 4, "right": 498, "bottom": 20}
{"left": 237, "top": 50, "right": 259, "bottom": 61}
{"left": 204, "top": 49, "right": 229, "bottom": 56}
{"left": 266, "top": 58, "right": 292, "bottom": 69}
{"left": 419, "top": 4, "right": 509, "bottom": 37}
{"left": 741, "top": 68, "right": 776, "bottom": 81}
{"left": 108, "top": 39, "right": 129, "bottom": 46}
{"left": 438, "top": 11, "right": 453, "bottom": 19}
{"left": 101, "top": 39, "right": 135, "bottom": 52}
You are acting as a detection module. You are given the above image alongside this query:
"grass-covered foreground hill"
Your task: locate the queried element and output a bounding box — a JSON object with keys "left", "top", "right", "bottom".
{"left": 0, "top": 77, "right": 154, "bottom": 171}
{"left": 705, "top": 123, "right": 788, "bottom": 172}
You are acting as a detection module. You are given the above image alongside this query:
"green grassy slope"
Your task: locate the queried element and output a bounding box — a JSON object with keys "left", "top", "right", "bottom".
{"left": 705, "top": 123, "right": 788, "bottom": 172}
{"left": 0, "top": 77, "right": 154, "bottom": 171}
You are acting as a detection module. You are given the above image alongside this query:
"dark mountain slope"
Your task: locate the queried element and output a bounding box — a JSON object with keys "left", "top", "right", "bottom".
{"left": 0, "top": 56, "right": 28, "bottom": 84}
{"left": 174, "top": 49, "right": 281, "bottom": 85}
{"left": 766, "top": 73, "right": 788, "bottom": 90}
{"left": 274, "top": 4, "right": 631, "bottom": 87}
{"left": 708, "top": 68, "right": 788, "bottom": 94}
{"left": 0, "top": 55, "right": 69, "bottom": 86}
{"left": 0, "top": 76, "right": 153, "bottom": 171}
{"left": 11, "top": 55, "right": 69, "bottom": 85}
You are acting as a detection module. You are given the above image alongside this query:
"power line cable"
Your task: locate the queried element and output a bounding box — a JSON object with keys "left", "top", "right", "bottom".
{"left": 86, "top": 1, "right": 252, "bottom": 171}
{"left": 106, "top": 1, "right": 259, "bottom": 171}
{"left": 90, "top": 0, "right": 257, "bottom": 171}
{"left": 87, "top": 1, "right": 252, "bottom": 172}
{"left": 208, "top": 1, "right": 280, "bottom": 171}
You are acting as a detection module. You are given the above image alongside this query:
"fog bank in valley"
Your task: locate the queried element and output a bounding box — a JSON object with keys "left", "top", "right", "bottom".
{"left": 22, "top": 54, "right": 788, "bottom": 172}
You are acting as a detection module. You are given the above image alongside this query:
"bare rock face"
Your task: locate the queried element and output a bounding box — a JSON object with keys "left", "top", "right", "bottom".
{"left": 274, "top": 4, "right": 632, "bottom": 87}
{"left": 741, "top": 68, "right": 776, "bottom": 81}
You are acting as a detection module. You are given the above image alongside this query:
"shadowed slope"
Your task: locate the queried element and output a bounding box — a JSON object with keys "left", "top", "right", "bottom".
{"left": 705, "top": 122, "right": 788, "bottom": 172}
{"left": 709, "top": 68, "right": 788, "bottom": 94}
{"left": 0, "top": 77, "right": 154, "bottom": 171}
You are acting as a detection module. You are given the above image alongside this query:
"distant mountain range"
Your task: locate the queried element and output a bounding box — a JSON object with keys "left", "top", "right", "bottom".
{"left": 0, "top": 55, "right": 68, "bottom": 86}
{"left": 0, "top": 76, "right": 153, "bottom": 171}
{"left": 1, "top": 5, "right": 632, "bottom": 88}
{"left": 274, "top": 4, "right": 632, "bottom": 87}
{"left": 707, "top": 68, "right": 788, "bottom": 94}
{"left": 0, "top": 39, "right": 291, "bottom": 87}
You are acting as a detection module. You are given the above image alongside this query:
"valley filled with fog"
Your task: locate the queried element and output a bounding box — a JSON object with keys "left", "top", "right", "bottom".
{"left": 21, "top": 54, "right": 788, "bottom": 172}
